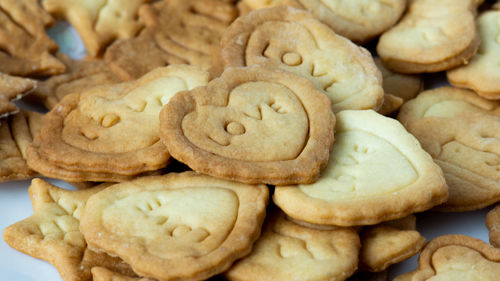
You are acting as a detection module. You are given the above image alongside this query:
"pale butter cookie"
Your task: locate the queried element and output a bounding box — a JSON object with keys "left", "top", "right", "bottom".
{"left": 27, "top": 65, "right": 209, "bottom": 182}
{"left": 221, "top": 6, "right": 384, "bottom": 113}
{"left": 80, "top": 172, "right": 269, "bottom": 281}
{"left": 447, "top": 10, "right": 500, "bottom": 100}
{"left": 274, "top": 110, "right": 447, "bottom": 226}
{"left": 225, "top": 209, "right": 360, "bottom": 281}
{"left": 398, "top": 87, "right": 500, "bottom": 211}
{"left": 377, "top": 0, "right": 482, "bottom": 73}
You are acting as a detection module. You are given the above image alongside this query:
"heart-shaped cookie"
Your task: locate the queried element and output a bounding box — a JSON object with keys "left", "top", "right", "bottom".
{"left": 160, "top": 66, "right": 335, "bottom": 185}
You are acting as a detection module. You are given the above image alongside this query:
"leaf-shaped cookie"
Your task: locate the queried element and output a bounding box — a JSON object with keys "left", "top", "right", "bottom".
{"left": 225, "top": 209, "right": 360, "bottom": 281}
{"left": 0, "top": 111, "right": 44, "bottom": 182}
{"left": 27, "top": 65, "right": 209, "bottom": 182}
{"left": 447, "top": 10, "right": 500, "bottom": 100}
{"left": 160, "top": 66, "right": 335, "bottom": 185}
{"left": 0, "top": 0, "right": 65, "bottom": 76}
{"left": 221, "top": 6, "right": 384, "bottom": 113}
{"left": 394, "top": 235, "right": 500, "bottom": 281}
{"left": 105, "top": 0, "right": 238, "bottom": 80}
{"left": 239, "top": 0, "right": 406, "bottom": 43}
{"left": 0, "top": 73, "right": 36, "bottom": 118}
{"left": 80, "top": 172, "right": 269, "bottom": 281}
{"left": 377, "top": 0, "right": 482, "bottom": 73}
{"left": 42, "top": 0, "right": 152, "bottom": 57}
{"left": 29, "top": 53, "right": 121, "bottom": 110}
{"left": 398, "top": 87, "right": 500, "bottom": 211}
{"left": 274, "top": 110, "right": 447, "bottom": 226}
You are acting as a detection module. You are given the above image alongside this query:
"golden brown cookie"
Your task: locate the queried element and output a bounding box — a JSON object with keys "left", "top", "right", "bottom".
{"left": 393, "top": 235, "right": 500, "bottom": 281}
{"left": 0, "top": 111, "right": 44, "bottom": 183}
{"left": 221, "top": 6, "right": 384, "bottom": 113}
{"left": 42, "top": 0, "right": 152, "bottom": 57}
{"left": 359, "top": 215, "right": 426, "bottom": 272}
{"left": 486, "top": 205, "right": 500, "bottom": 248}
{"left": 238, "top": 0, "right": 406, "bottom": 43}
{"left": 0, "top": 0, "right": 65, "bottom": 76}
{"left": 273, "top": 110, "right": 447, "bottom": 226}
{"left": 373, "top": 58, "right": 423, "bottom": 115}
{"left": 27, "top": 65, "right": 209, "bottom": 182}
{"left": 92, "top": 267, "right": 148, "bottom": 281}
{"left": 80, "top": 172, "right": 269, "bottom": 281}
{"left": 0, "top": 73, "right": 36, "bottom": 118}
{"left": 160, "top": 66, "right": 335, "bottom": 185}
{"left": 225, "top": 209, "right": 360, "bottom": 281}
{"left": 377, "top": 0, "right": 482, "bottom": 73}
{"left": 29, "top": 53, "right": 121, "bottom": 110}
{"left": 3, "top": 179, "right": 108, "bottom": 281}
{"left": 447, "top": 10, "right": 500, "bottom": 100}
{"left": 105, "top": 0, "right": 238, "bottom": 80}
{"left": 398, "top": 87, "right": 500, "bottom": 211}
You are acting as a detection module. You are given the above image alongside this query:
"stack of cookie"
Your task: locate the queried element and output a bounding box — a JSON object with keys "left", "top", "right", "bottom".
{"left": 2, "top": 0, "right": 500, "bottom": 280}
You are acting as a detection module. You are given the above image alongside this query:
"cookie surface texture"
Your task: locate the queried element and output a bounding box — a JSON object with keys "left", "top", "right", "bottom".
{"left": 377, "top": 0, "right": 482, "bottom": 73}
{"left": 393, "top": 235, "right": 500, "bottom": 281}
{"left": 160, "top": 66, "right": 335, "bottom": 185}
{"left": 79, "top": 172, "right": 269, "bottom": 281}
{"left": 221, "top": 6, "right": 384, "bottom": 113}
{"left": 0, "top": 0, "right": 65, "bottom": 76}
{"left": 42, "top": 0, "right": 152, "bottom": 57}
{"left": 225, "top": 209, "right": 360, "bottom": 281}
{"left": 27, "top": 65, "right": 209, "bottom": 182}
{"left": 398, "top": 87, "right": 500, "bottom": 211}
{"left": 105, "top": 0, "right": 238, "bottom": 80}
{"left": 3, "top": 179, "right": 108, "bottom": 281}
{"left": 273, "top": 110, "right": 447, "bottom": 226}
{"left": 30, "top": 53, "right": 122, "bottom": 109}
{"left": 239, "top": 0, "right": 406, "bottom": 43}
{"left": 447, "top": 10, "right": 500, "bottom": 100}
{"left": 0, "top": 111, "right": 44, "bottom": 182}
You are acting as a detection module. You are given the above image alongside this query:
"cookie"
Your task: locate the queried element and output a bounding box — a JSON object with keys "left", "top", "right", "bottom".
{"left": 377, "top": 0, "right": 482, "bottom": 73}
{"left": 92, "top": 267, "right": 147, "bottom": 281}
{"left": 486, "top": 205, "right": 500, "bottom": 248}
{"left": 3, "top": 179, "right": 109, "bottom": 281}
{"left": 238, "top": 0, "right": 406, "bottom": 43}
{"left": 373, "top": 58, "right": 423, "bottom": 115}
{"left": 42, "top": 0, "right": 152, "bottom": 57}
{"left": 27, "top": 65, "right": 209, "bottom": 182}
{"left": 0, "top": 0, "right": 65, "bottom": 76}
{"left": 273, "top": 110, "right": 447, "bottom": 226}
{"left": 398, "top": 87, "right": 500, "bottom": 211}
{"left": 393, "top": 235, "right": 500, "bottom": 281}
{"left": 359, "top": 215, "right": 426, "bottom": 272}
{"left": 30, "top": 53, "right": 121, "bottom": 110}
{"left": 160, "top": 66, "right": 335, "bottom": 185}
{"left": 221, "top": 6, "right": 384, "bottom": 113}
{"left": 447, "top": 10, "right": 500, "bottom": 100}
{"left": 0, "top": 111, "right": 44, "bottom": 183}
{"left": 0, "top": 73, "right": 36, "bottom": 118}
{"left": 105, "top": 0, "right": 238, "bottom": 80}
{"left": 225, "top": 209, "right": 360, "bottom": 281}
{"left": 79, "top": 172, "right": 269, "bottom": 281}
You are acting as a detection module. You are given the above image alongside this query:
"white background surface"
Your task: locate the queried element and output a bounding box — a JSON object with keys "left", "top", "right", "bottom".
{"left": 0, "top": 22, "right": 495, "bottom": 281}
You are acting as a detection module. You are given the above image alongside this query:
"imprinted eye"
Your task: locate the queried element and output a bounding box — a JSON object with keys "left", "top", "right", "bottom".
{"left": 281, "top": 52, "right": 302, "bottom": 66}
{"left": 225, "top": 122, "right": 246, "bottom": 135}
